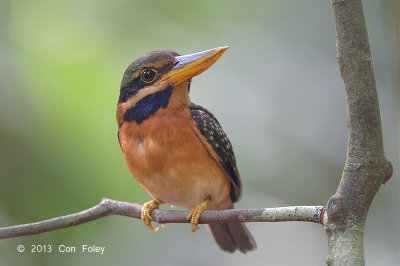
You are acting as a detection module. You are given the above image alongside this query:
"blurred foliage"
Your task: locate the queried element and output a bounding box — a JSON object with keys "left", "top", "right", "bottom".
{"left": 0, "top": 0, "right": 398, "bottom": 265}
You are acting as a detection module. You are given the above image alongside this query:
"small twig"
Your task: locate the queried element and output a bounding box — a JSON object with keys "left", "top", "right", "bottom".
{"left": 0, "top": 198, "right": 325, "bottom": 239}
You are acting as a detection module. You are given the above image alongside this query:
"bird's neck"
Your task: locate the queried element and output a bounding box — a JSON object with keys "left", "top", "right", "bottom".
{"left": 116, "top": 81, "right": 190, "bottom": 126}
{"left": 167, "top": 81, "right": 190, "bottom": 109}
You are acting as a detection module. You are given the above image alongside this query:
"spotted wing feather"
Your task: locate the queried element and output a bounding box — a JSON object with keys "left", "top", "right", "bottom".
{"left": 189, "top": 103, "right": 242, "bottom": 202}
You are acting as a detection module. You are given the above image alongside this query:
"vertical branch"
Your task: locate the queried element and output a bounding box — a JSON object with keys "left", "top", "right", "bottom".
{"left": 326, "top": 0, "right": 393, "bottom": 265}
{"left": 387, "top": 0, "right": 400, "bottom": 163}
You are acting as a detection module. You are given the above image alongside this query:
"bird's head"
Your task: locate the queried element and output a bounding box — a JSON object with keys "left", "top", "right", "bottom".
{"left": 117, "top": 46, "right": 228, "bottom": 125}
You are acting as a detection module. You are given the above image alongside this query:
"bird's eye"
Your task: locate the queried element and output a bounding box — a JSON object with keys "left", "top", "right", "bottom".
{"left": 140, "top": 69, "right": 157, "bottom": 83}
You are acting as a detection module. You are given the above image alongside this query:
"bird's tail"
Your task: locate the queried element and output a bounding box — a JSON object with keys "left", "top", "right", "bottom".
{"left": 208, "top": 222, "right": 257, "bottom": 253}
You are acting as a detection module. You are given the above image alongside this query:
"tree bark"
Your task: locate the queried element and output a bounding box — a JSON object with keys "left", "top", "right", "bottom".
{"left": 326, "top": 0, "right": 393, "bottom": 265}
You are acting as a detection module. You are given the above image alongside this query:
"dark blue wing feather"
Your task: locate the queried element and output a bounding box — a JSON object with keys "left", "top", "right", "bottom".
{"left": 189, "top": 103, "right": 242, "bottom": 202}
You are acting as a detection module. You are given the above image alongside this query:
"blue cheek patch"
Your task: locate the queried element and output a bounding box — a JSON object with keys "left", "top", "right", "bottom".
{"left": 123, "top": 85, "right": 173, "bottom": 124}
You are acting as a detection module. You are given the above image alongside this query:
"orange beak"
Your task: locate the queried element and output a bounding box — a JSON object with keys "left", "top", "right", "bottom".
{"left": 155, "top": 46, "right": 229, "bottom": 86}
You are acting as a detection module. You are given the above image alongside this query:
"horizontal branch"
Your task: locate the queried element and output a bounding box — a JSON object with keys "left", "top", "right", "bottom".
{"left": 0, "top": 198, "right": 325, "bottom": 239}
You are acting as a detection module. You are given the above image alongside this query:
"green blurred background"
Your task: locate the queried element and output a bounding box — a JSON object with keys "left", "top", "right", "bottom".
{"left": 0, "top": 0, "right": 398, "bottom": 265}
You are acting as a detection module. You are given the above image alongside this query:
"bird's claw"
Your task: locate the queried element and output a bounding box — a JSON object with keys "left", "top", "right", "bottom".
{"left": 186, "top": 198, "right": 209, "bottom": 232}
{"left": 141, "top": 200, "right": 160, "bottom": 232}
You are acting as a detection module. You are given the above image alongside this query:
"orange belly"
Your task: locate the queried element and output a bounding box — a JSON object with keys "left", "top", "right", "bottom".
{"left": 119, "top": 107, "right": 232, "bottom": 210}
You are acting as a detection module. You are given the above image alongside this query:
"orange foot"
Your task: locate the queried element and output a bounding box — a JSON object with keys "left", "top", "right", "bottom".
{"left": 141, "top": 200, "right": 160, "bottom": 232}
{"left": 187, "top": 197, "right": 209, "bottom": 232}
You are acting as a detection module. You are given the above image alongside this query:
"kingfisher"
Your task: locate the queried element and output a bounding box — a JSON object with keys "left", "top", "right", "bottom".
{"left": 116, "top": 47, "right": 256, "bottom": 253}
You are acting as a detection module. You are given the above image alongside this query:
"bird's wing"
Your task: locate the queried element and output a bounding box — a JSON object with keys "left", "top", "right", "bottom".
{"left": 189, "top": 103, "right": 242, "bottom": 202}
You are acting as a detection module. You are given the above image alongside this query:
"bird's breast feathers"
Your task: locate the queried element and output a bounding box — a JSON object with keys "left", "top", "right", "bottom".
{"left": 118, "top": 107, "right": 231, "bottom": 210}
